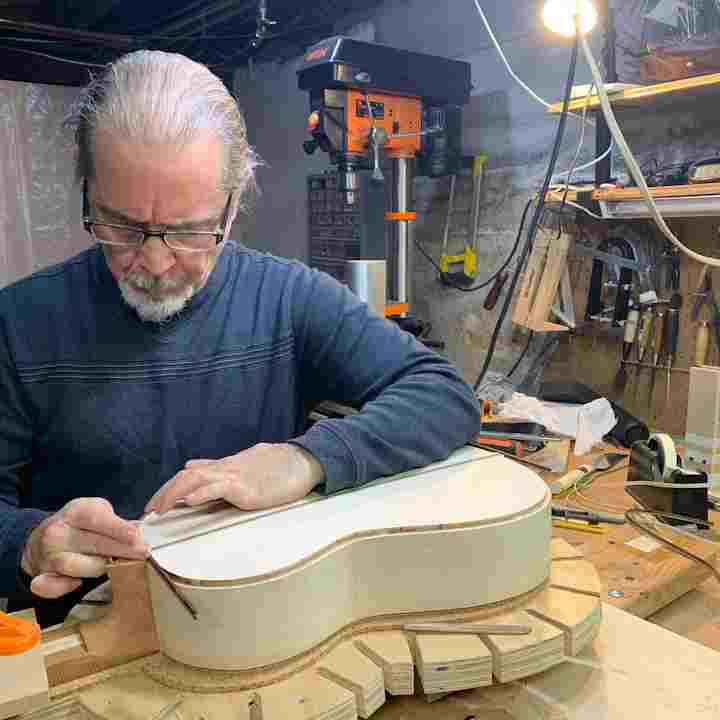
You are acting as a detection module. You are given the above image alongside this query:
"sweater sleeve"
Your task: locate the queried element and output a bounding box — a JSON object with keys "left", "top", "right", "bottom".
{"left": 289, "top": 267, "right": 482, "bottom": 494}
{"left": 0, "top": 306, "right": 49, "bottom": 596}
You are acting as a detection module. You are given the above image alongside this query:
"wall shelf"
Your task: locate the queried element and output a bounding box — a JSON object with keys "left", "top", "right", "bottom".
{"left": 547, "top": 72, "right": 720, "bottom": 114}
{"left": 547, "top": 183, "right": 720, "bottom": 219}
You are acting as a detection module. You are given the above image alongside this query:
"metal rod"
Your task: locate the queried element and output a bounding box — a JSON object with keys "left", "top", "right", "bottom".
{"left": 394, "top": 157, "right": 410, "bottom": 308}
{"left": 147, "top": 555, "right": 198, "bottom": 620}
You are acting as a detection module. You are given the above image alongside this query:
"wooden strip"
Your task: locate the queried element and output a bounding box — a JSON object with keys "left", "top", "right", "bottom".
{"left": 527, "top": 232, "right": 571, "bottom": 331}
{"left": 594, "top": 182, "right": 720, "bottom": 201}
{"left": 547, "top": 72, "right": 720, "bottom": 113}
{"left": 402, "top": 623, "right": 531, "bottom": 636}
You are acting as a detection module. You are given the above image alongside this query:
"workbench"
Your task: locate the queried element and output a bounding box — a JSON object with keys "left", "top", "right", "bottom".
{"left": 369, "top": 445, "right": 720, "bottom": 719}
{"left": 11, "top": 445, "right": 720, "bottom": 720}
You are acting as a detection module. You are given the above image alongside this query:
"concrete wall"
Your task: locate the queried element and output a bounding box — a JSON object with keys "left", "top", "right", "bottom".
{"left": 233, "top": 1, "right": 708, "bottom": 395}
{"left": 233, "top": 1, "right": 599, "bottom": 388}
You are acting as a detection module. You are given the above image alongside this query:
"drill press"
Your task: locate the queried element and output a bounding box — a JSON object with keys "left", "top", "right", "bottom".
{"left": 297, "top": 36, "right": 471, "bottom": 322}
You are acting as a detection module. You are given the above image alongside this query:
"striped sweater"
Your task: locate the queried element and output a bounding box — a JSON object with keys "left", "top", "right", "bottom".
{"left": 0, "top": 241, "right": 481, "bottom": 603}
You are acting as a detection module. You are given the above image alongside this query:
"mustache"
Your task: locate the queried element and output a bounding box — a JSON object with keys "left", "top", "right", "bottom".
{"left": 123, "top": 270, "right": 185, "bottom": 294}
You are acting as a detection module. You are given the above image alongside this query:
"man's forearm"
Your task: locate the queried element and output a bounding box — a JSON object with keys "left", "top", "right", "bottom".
{"left": 294, "top": 359, "right": 481, "bottom": 494}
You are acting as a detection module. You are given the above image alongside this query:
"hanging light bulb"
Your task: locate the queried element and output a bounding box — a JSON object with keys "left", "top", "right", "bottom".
{"left": 542, "top": 0, "right": 598, "bottom": 36}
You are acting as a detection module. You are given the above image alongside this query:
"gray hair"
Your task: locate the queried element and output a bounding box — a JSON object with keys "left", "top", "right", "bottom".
{"left": 66, "top": 50, "right": 260, "bottom": 211}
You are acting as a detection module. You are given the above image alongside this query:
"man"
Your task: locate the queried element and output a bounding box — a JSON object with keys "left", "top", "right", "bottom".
{"left": 0, "top": 50, "right": 481, "bottom": 626}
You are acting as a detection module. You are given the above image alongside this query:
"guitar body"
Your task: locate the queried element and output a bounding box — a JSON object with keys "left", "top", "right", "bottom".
{"left": 142, "top": 447, "right": 552, "bottom": 671}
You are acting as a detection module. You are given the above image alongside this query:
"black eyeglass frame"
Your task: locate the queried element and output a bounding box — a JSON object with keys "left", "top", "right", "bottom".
{"left": 81, "top": 178, "right": 234, "bottom": 253}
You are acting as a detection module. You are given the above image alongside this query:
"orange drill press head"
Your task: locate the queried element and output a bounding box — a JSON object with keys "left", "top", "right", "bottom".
{"left": 297, "top": 36, "right": 471, "bottom": 200}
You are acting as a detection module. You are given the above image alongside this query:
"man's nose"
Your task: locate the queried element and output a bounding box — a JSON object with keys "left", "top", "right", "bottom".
{"left": 139, "top": 236, "right": 175, "bottom": 276}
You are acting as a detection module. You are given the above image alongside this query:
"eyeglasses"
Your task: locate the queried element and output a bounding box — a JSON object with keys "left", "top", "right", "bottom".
{"left": 82, "top": 179, "right": 233, "bottom": 254}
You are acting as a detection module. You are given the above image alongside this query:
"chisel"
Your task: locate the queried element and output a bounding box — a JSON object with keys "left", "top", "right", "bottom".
{"left": 695, "top": 321, "right": 710, "bottom": 366}
{"left": 649, "top": 309, "right": 664, "bottom": 406}
{"left": 634, "top": 307, "right": 653, "bottom": 399}
{"left": 614, "top": 308, "right": 639, "bottom": 391}
{"left": 663, "top": 302, "right": 680, "bottom": 408}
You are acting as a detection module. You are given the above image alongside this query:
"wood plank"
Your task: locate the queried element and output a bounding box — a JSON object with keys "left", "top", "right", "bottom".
{"left": 547, "top": 72, "right": 720, "bottom": 113}
{"left": 526, "top": 232, "right": 571, "bottom": 332}
{"left": 77, "top": 670, "right": 258, "bottom": 720}
{"left": 525, "top": 587, "right": 602, "bottom": 656}
{"left": 354, "top": 633, "right": 413, "bottom": 696}
{"left": 550, "top": 537, "right": 585, "bottom": 560}
{"left": 258, "top": 672, "right": 356, "bottom": 720}
{"left": 549, "top": 558, "right": 603, "bottom": 597}
{"left": 479, "top": 610, "right": 564, "bottom": 684}
{"left": 317, "top": 643, "right": 385, "bottom": 718}
{"left": 0, "top": 609, "right": 49, "bottom": 720}
{"left": 411, "top": 633, "right": 493, "bottom": 695}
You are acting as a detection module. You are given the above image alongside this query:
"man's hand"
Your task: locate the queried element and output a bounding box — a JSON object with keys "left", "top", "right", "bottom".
{"left": 21, "top": 498, "right": 148, "bottom": 599}
{"left": 145, "top": 443, "right": 325, "bottom": 515}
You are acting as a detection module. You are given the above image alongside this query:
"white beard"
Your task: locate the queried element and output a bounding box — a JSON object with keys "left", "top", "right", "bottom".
{"left": 118, "top": 273, "right": 195, "bottom": 323}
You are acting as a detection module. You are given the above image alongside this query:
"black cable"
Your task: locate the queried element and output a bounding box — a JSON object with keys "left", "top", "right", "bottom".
{"left": 414, "top": 196, "right": 534, "bottom": 293}
{"left": 506, "top": 331, "right": 534, "bottom": 379}
{"left": 472, "top": 27, "right": 580, "bottom": 393}
{"left": 626, "top": 509, "right": 720, "bottom": 585}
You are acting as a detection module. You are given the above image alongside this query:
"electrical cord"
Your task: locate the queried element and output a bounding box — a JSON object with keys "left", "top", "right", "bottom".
{"left": 625, "top": 508, "right": 720, "bottom": 585}
{"left": 413, "top": 196, "right": 534, "bottom": 293}
{"left": 625, "top": 481, "right": 711, "bottom": 490}
{"left": 0, "top": 45, "right": 107, "bottom": 67}
{"left": 506, "top": 331, "right": 534, "bottom": 378}
{"left": 580, "top": 33, "right": 720, "bottom": 268}
{"left": 472, "top": 23, "right": 580, "bottom": 393}
{"left": 557, "top": 81, "right": 595, "bottom": 217}
{"left": 472, "top": 0, "right": 593, "bottom": 126}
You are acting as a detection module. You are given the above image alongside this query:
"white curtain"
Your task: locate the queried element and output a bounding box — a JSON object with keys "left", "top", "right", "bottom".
{"left": 0, "top": 80, "right": 90, "bottom": 290}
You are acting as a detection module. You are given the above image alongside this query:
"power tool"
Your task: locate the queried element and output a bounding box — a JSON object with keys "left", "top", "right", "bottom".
{"left": 297, "top": 36, "right": 471, "bottom": 320}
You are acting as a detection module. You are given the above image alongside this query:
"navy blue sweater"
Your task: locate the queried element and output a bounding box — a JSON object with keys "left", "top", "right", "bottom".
{"left": 0, "top": 242, "right": 481, "bottom": 598}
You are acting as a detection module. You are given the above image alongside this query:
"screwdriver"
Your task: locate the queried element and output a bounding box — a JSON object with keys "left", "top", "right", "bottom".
{"left": 634, "top": 307, "right": 654, "bottom": 398}
{"left": 663, "top": 300, "right": 680, "bottom": 407}
{"left": 649, "top": 308, "right": 664, "bottom": 406}
{"left": 695, "top": 321, "right": 710, "bottom": 366}
{"left": 484, "top": 271, "right": 509, "bottom": 311}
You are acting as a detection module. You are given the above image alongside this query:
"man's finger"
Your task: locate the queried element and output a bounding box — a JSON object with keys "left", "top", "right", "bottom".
{"left": 46, "top": 551, "right": 107, "bottom": 579}
{"left": 146, "top": 468, "right": 227, "bottom": 514}
{"left": 64, "top": 499, "right": 139, "bottom": 545}
{"left": 65, "top": 527, "right": 148, "bottom": 560}
{"left": 183, "top": 480, "right": 233, "bottom": 508}
{"left": 185, "top": 459, "right": 216, "bottom": 467}
{"left": 30, "top": 573, "right": 83, "bottom": 599}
